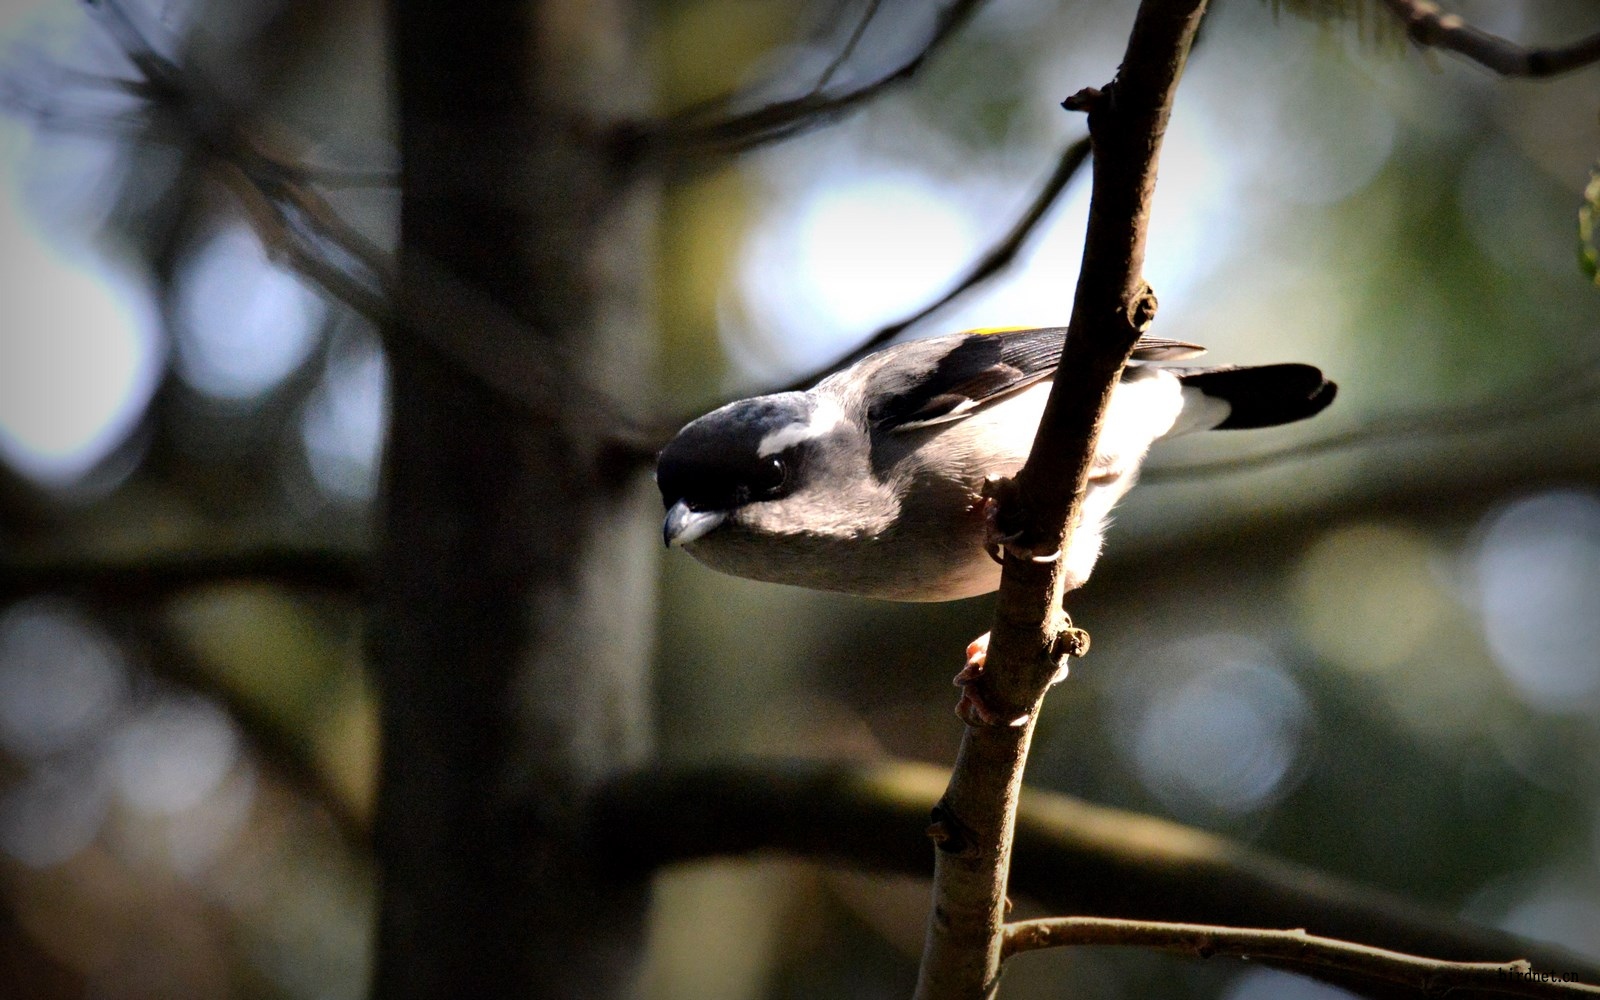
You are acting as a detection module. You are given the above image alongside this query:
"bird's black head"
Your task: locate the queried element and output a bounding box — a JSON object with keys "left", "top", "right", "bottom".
{"left": 656, "top": 392, "right": 847, "bottom": 515}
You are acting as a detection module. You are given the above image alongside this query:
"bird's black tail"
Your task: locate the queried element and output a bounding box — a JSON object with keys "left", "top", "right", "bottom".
{"left": 1175, "top": 364, "right": 1337, "bottom": 430}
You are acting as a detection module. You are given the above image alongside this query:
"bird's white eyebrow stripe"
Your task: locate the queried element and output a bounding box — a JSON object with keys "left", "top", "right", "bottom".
{"left": 757, "top": 398, "right": 844, "bottom": 456}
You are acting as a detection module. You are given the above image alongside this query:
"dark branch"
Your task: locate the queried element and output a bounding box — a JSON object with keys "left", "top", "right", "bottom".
{"left": 22, "top": 1, "right": 663, "bottom": 456}
{"left": 590, "top": 759, "right": 1600, "bottom": 998}
{"left": 637, "top": 0, "right": 987, "bottom": 162}
{"left": 1005, "top": 917, "right": 1600, "bottom": 998}
{"left": 1, "top": 53, "right": 396, "bottom": 328}
{"left": 0, "top": 546, "right": 369, "bottom": 605}
{"left": 72, "top": 0, "right": 396, "bottom": 321}
{"left": 1380, "top": 0, "right": 1600, "bottom": 77}
{"left": 219, "top": 163, "right": 394, "bottom": 324}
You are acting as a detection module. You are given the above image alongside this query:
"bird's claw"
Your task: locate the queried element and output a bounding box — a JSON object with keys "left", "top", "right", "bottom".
{"left": 980, "top": 476, "right": 1061, "bottom": 566}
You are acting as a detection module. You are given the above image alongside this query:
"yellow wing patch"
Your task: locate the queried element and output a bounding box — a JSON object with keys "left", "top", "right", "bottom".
{"left": 959, "top": 325, "right": 1048, "bottom": 336}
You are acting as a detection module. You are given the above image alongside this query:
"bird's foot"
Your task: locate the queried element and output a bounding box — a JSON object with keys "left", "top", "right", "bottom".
{"left": 954, "top": 632, "right": 1007, "bottom": 726}
{"left": 953, "top": 633, "right": 989, "bottom": 688}
{"left": 953, "top": 622, "right": 1091, "bottom": 727}
{"left": 980, "top": 476, "right": 1061, "bottom": 566}
{"left": 953, "top": 633, "right": 1031, "bottom": 727}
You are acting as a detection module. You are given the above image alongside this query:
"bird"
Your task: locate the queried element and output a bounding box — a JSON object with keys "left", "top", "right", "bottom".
{"left": 657, "top": 326, "right": 1336, "bottom": 605}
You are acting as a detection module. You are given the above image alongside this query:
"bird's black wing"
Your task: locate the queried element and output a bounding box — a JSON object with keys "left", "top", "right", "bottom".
{"left": 868, "top": 327, "right": 1205, "bottom": 432}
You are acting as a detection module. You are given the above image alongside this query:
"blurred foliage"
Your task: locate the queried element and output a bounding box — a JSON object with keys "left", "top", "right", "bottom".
{"left": 1268, "top": 0, "right": 1396, "bottom": 43}
{"left": 651, "top": 0, "right": 803, "bottom": 111}
{"left": 658, "top": 166, "right": 750, "bottom": 407}
{"left": 2, "top": 0, "right": 1600, "bottom": 998}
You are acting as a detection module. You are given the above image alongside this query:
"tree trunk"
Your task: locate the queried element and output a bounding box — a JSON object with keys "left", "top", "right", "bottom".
{"left": 370, "top": 2, "right": 656, "bottom": 997}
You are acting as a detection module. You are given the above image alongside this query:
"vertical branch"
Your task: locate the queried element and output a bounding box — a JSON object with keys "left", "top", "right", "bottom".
{"left": 913, "top": 2, "right": 1209, "bottom": 998}
{"left": 371, "top": 2, "right": 657, "bottom": 999}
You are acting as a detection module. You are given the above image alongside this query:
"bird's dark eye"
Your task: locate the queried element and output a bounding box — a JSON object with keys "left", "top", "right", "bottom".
{"left": 754, "top": 455, "right": 788, "bottom": 495}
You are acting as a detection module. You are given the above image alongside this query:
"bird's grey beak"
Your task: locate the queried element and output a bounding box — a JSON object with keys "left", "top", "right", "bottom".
{"left": 663, "top": 501, "right": 726, "bottom": 547}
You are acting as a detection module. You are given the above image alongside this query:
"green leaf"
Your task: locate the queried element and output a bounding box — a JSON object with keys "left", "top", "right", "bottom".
{"left": 1579, "top": 162, "right": 1600, "bottom": 285}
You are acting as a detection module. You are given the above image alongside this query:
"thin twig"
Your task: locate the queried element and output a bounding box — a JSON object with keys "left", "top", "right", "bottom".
{"left": 218, "top": 163, "right": 394, "bottom": 324}
{"left": 69, "top": 0, "right": 397, "bottom": 320}
{"left": 1379, "top": 0, "right": 1600, "bottom": 77}
{"left": 33, "top": 0, "right": 664, "bottom": 451}
{"left": 813, "top": 0, "right": 887, "bottom": 93}
{"left": 642, "top": 0, "right": 987, "bottom": 161}
{"left": 275, "top": 162, "right": 398, "bottom": 191}
{"left": 776, "top": 135, "right": 1092, "bottom": 394}
{"left": 914, "top": 3, "right": 1209, "bottom": 999}
{"left": 1005, "top": 917, "right": 1600, "bottom": 998}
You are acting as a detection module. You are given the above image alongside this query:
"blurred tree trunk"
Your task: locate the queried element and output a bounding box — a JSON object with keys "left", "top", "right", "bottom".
{"left": 370, "top": 2, "right": 657, "bottom": 998}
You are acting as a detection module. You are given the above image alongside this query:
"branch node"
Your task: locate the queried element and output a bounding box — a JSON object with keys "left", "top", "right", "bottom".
{"left": 927, "top": 801, "right": 977, "bottom": 857}
{"left": 1061, "top": 86, "right": 1102, "bottom": 113}
{"left": 1050, "top": 625, "right": 1090, "bottom": 661}
{"left": 1129, "top": 282, "right": 1158, "bottom": 332}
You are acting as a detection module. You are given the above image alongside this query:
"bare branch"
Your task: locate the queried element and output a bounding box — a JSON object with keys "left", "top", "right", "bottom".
{"left": 914, "top": 4, "right": 1208, "bottom": 996}
{"left": 218, "top": 163, "right": 394, "bottom": 324}
{"left": 776, "top": 135, "right": 1092, "bottom": 394}
{"left": 1380, "top": 0, "right": 1600, "bottom": 77}
{"left": 1005, "top": 916, "right": 1600, "bottom": 998}
{"left": 639, "top": 0, "right": 987, "bottom": 162}
{"left": 0, "top": 546, "right": 369, "bottom": 605}
{"left": 274, "top": 161, "right": 398, "bottom": 191}
{"left": 2, "top": 34, "right": 397, "bottom": 328}
{"left": 68, "top": 0, "right": 398, "bottom": 320}
{"left": 13, "top": 1, "right": 665, "bottom": 458}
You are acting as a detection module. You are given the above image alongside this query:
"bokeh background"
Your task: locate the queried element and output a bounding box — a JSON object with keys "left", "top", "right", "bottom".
{"left": 2, "top": 0, "right": 1599, "bottom": 997}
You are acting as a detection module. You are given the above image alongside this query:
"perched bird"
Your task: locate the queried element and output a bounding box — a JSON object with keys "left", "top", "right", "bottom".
{"left": 657, "top": 326, "right": 1335, "bottom": 603}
